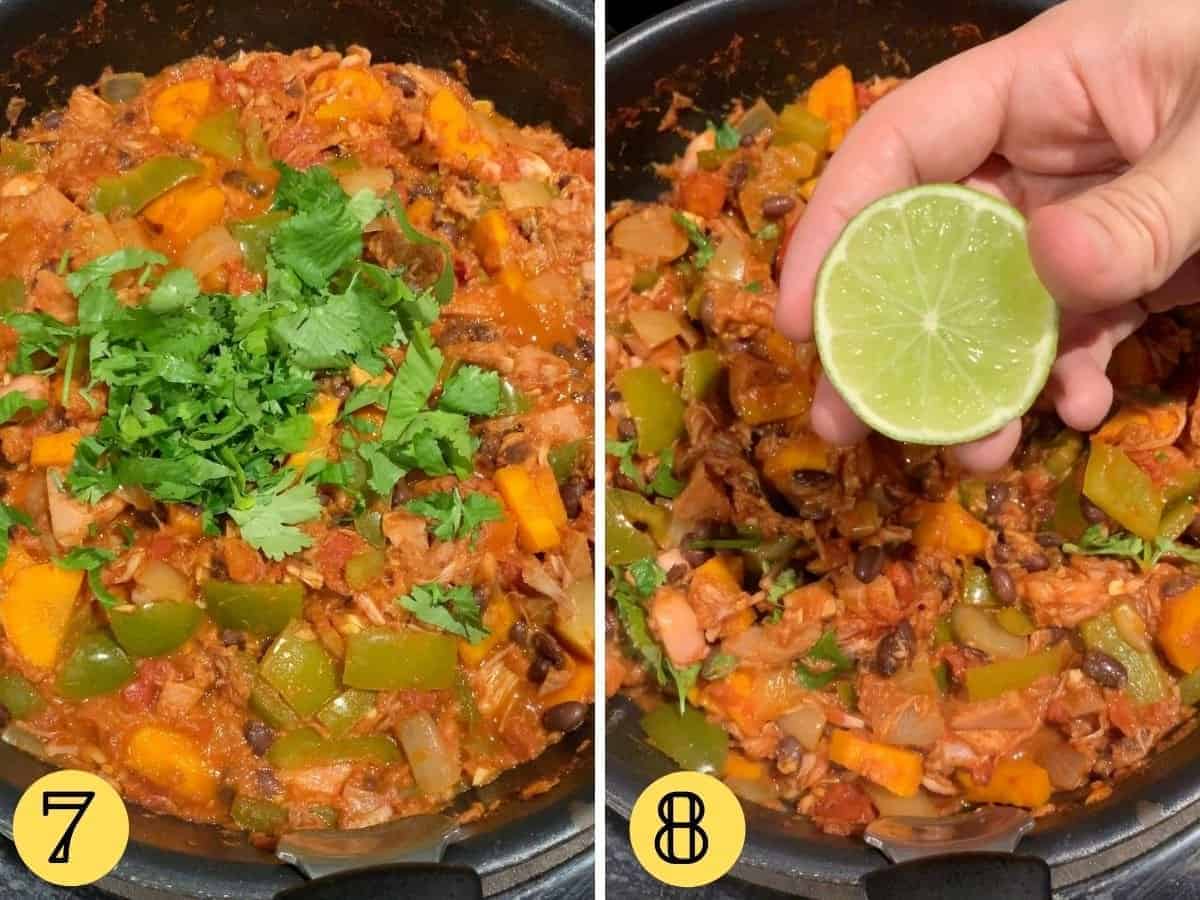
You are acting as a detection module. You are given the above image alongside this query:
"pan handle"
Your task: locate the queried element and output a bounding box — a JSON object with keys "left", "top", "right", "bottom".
{"left": 273, "top": 863, "right": 482, "bottom": 900}
{"left": 863, "top": 851, "right": 1051, "bottom": 900}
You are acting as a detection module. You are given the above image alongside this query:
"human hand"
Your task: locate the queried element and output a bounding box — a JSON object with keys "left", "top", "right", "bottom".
{"left": 776, "top": 0, "right": 1200, "bottom": 471}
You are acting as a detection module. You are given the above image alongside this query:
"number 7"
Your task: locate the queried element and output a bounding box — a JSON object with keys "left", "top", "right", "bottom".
{"left": 42, "top": 791, "right": 95, "bottom": 864}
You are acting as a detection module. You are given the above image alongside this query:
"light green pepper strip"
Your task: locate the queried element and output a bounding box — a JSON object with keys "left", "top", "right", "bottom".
{"left": 606, "top": 488, "right": 670, "bottom": 566}
{"left": 641, "top": 703, "right": 729, "bottom": 773}
{"left": 191, "top": 109, "right": 244, "bottom": 161}
{"left": 1079, "top": 609, "right": 1169, "bottom": 704}
{"left": 266, "top": 727, "right": 401, "bottom": 769}
{"left": 57, "top": 632, "right": 135, "bottom": 699}
{"left": 92, "top": 156, "right": 206, "bottom": 215}
{"left": 343, "top": 627, "right": 457, "bottom": 691}
{"left": 964, "top": 642, "right": 1071, "bottom": 702}
{"left": 548, "top": 440, "right": 582, "bottom": 484}
{"left": 0, "top": 278, "right": 24, "bottom": 313}
{"left": 260, "top": 629, "right": 339, "bottom": 717}
{"left": 1084, "top": 442, "right": 1164, "bottom": 541}
{"left": 0, "top": 671, "right": 44, "bottom": 719}
{"left": 203, "top": 580, "right": 304, "bottom": 637}
{"left": 0, "top": 139, "right": 36, "bottom": 172}
{"left": 228, "top": 212, "right": 291, "bottom": 274}
{"left": 960, "top": 565, "right": 996, "bottom": 606}
{"left": 316, "top": 689, "right": 376, "bottom": 738}
{"left": 616, "top": 366, "right": 684, "bottom": 455}
{"left": 250, "top": 676, "right": 302, "bottom": 730}
{"left": 1180, "top": 669, "right": 1200, "bottom": 706}
{"left": 231, "top": 796, "right": 288, "bottom": 833}
{"left": 682, "top": 349, "right": 722, "bottom": 403}
{"left": 771, "top": 103, "right": 830, "bottom": 153}
{"left": 109, "top": 602, "right": 202, "bottom": 657}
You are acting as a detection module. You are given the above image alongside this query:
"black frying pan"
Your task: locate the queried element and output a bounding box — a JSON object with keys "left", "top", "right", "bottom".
{"left": 607, "top": 1, "right": 1200, "bottom": 896}
{"left": 0, "top": 0, "right": 594, "bottom": 896}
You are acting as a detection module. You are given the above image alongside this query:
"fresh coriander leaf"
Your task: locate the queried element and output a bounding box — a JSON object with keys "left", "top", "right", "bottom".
{"left": 65, "top": 437, "right": 119, "bottom": 504}
{"left": 1063, "top": 525, "right": 1146, "bottom": 561}
{"left": 65, "top": 248, "right": 167, "bottom": 298}
{"left": 229, "top": 479, "right": 322, "bottom": 560}
{"left": 649, "top": 449, "right": 683, "bottom": 499}
{"left": 711, "top": 120, "right": 741, "bottom": 150}
{"left": 439, "top": 365, "right": 501, "bottom": 416}
{"left": 672, "top": 212, "right": 714, "bottom": 269}
{"left": 357, "top": 442, "right": 406, "bottom": 497}
{"left": 606, "top": 439, "right": 645, "bottom": 491}
{"left": 146, "top": 268, "right": 200, "bottom": 313}
{"left": 261, "top": 414, "right": 315, "bottom": 454}
{"left": 667, "top": 662, "right": 701, "bottom": 713}
{"left": 0, "top": 390, "right": 47, "bottom": 425}
{"left": 745, "top": 281, "right": 763, "bottom": 294}
{"left": 406, "top": 488, "right": 502, "bottom": 544}
{"left": 384, "top": 192, "right": 455, "bottom": 306}
{"left": 392, "top": 410, "right": 477, "bottom": 479}
{"left": 766, "top": 569, "right": 798, "bottom": 623}
{"left": 272, "top": 163, "right": 347, "bottom": 213}
{"left": 0, "top": 503, "right": 32, "bottom": 566}
{"left": 1154, "top": 538, "right": 1200, "bottom": 565}
{"left": 347, "top": 189, "right": 385, "bottom": 228}
{"left": 628, "top": 557, "right": 667, "bottom": 597}
{"left": 382, "top": 326, "right": 441, "bottom": 441}
{"left": 805, "top": 628, "right": 854, "bottom": 670}
{"left": 272, "top": 202, "right": 363, "bottom": 290}
{"left": 398, "top": 582, "right": 488, "bottom": 643}
{"left": 55, "top": 546, "right": 120, "bottom": 608}
{"left": 2, "top": 312, "right": 76, "bottom": 373}
{"left": 701, "top": 651, "right": 738, "bottom": 681}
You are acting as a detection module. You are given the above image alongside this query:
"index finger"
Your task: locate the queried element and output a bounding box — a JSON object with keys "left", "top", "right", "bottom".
{"left": 775, "top": 39, "right": 1015, "bottom": 341}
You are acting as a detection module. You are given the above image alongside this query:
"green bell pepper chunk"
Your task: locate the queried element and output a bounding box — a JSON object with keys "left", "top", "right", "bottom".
{"left": 345, "top": 548, "right": 386, "bottom": 592}
{"left": 497, "top": 378, "right": 533, "bottom": 415}
{"left": 266, "top": 727, "right": 401, "bottom": 769}
{"left": 260, "top": 630, "right": 339, "bottom": 717}
{"left": 92, "top": 156, "right": 206, "bottom": 215}
{"left": 641, "top": 703, "right": 729, "bottom": 773}
{"left": 548, "top": 440, "right": 582, "bottom": 484}
{"left": 1159, "top": 496, "right": 1197, "bottom": 543}
{"left": 191, "top": 109, "right": 244, "bottom": 161}
{"left": 57, "top": 632, "right": 135, "bottom": 699}
{"left": 1180, "top": 669, "right": 1200, "bottom": 706}
{"left": 1084, "top": 442, "right": 1164, "bottom": 541}
{"left": 958, "top": 479, "right": 988, "bottom": 521}
{"left": 964, "top": 642, "right": 1071, "bottom": 701}
{"left": 109, "top": 602, "right": 202, "bottom": 657}
{"left": 228, "top": 212, "right": 291, "bottom": 274}
{"left": 0, "top": 278, "right": 24, "bottom": 313}
{"left": 354, "top": 510, "right": 386, "bottom": 548}
{"left": 0, "top": 671, "right": 44, "bottom": 719}
{"left": 316, "top": 689, "right": 376, "bottom": 738}
{"left": 1051, "top": 463, "right": 1088, "bottom": 542}
{"left": 1042, "top": 429, "right": 1084, "bottom": 481}
{"left": 932, "top": 615, "right": 954, "bottom": 647}
{"left": 932, "top": 661, "right": 951, "bottom": 695}
{"left": 343, "top": 628, "right": 457, "bottom": 691}
{"left": 203, "top": 580, "right": 304, "bottom": 637}
{"left": 250, "top": 676, "right": 302, "bottom": 730}
{"left": 836, "top": 679, "right": 858, "bottom": 710}
{"left": 1163, "top": 466, "right": 1200, "bottom": 505}
{"left": 681, "top": 349, "right": 722, "bottom": 403}
{"left": 606, "top": 488, "right": 670, "bottom": 566}
{"left": 306, "top": 804, "right": 340, "bottom": 829}
{"left": 609, "top": 488, "right": 670, "bottom": 543}
{"left": 615, "top": 366, "right": 684, "bottom": 455}
{"left": 772, "top": 103, "right": 831, "bottom": 153}
{"left": 0, "top": 139, "right": 36, "bottom": 172}
{"left": 742, "top": 536, "right": 799, "bottom": 580}
{"left": 994, "top": 606, "right": 1036, "bottom": 636}
{"left": 1080, "top": 609, "right": 1169, "bottom": 704}
{"left": 244, "top": 116, "right": 273, "bottom": 170}
{"left": 231, "top": 796, "right": 288, "bottom": 833}
{"left": 960, "top": 565, "right": 996, "bottom": 606}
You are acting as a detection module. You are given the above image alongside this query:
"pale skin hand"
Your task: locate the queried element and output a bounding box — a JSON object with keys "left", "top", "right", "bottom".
{"left": 776, "top": 0, "right": 1200, "bottom": 472}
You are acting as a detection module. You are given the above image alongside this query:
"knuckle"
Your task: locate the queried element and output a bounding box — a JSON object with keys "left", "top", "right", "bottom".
{"left": 1097, "top": 168, "right": 1178, "bottom": 290}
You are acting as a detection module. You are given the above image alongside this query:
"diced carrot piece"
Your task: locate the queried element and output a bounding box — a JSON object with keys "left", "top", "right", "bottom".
{"left": 30, "top": 429, "right": 82, "bottom": 467}
{"left": 1159, "top": 585, "right": 1200, "bottom": 673}
{"left": 828, "top": 728, "right": 923, "bottom": 797}
{"left": 0, "top": 564, "right": 84, "bottom": 667}
{"left": 473, "top": 209, "right": 510, "bottom": 274}
{"left": 426, "top": 88, "right": 492, "bottom": 162}
{"left": 807, "top": 65, "right": 858, "bottom": 150}
{"left": 407, "top": 197, "right": 435, "bottom": 229}
{"left": 691, "top": 556, "right": 743, "bottom": 597}
{"left": 723, "top": 751, "right": 766, "bottom": 782}
{"left": 143, "top": 181, "right": 226, "bottom": 247}
{"left": 912, "top": 501, "right": 991, "bottom": 558}
{"left": 958, "top": 757, "right": 1051, "bottom": 808}
{"left": 458, "top": 594, "right": 516, "bottom": 668}
{"left": 125, "top": 725, "right": 217, "bottom": 805}
{"left": 288, "top": 393, "right": 342, "bottom": 470}
{"left": 311, "top": 69, "right": 393, "bottom": 123}
{"left": 152, "top": 80, "right": 214, "bottom": 140}
{"left": 495, "top": 465, "right": 561, "bottom": 552}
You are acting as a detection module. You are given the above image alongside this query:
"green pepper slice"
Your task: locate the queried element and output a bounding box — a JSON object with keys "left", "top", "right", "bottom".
{"left": 615, "top": 366, "right": 684, "bottom": 455}
{"left": 681, "top": 349, "right": 722, "bottom": 403}
{"left": 1042, "top": 429, "right": 1084, "bottom": 481}
{"left": 772, "top": 103, "right": 831, "bottom": 152}
{"left": 641, "top": 703, "right": 729, "bottom": 773}
{"left": 1080, "top": 609, "right": 1169, "bottom": 704}
{"left": 203, "top": 580, "right": 304, "bottom": 637}
{"left": 58, "top": 632, "right": 135, "bottom": 699}
{"left": 1051, "top": 462, "right": 1088, "bottom": 542}
{"left": 92, "top": 156, "right": 206, "bottom": 216}
{"left": 0, "top": 139, "right": 37, "bottom": 173}
{"left": 228, "top": 212, "right": 291, "bottom": 274}
{"left": 343, "top": 627, "right": 457, "bottom": 691}
{"left": 354, "top": 510, "right": 386, "bottom": 548}
{"left": 548, "top": 440, "right": 582, "bottom": 484}
{"left": 606, "top": 488, "right": 670, "bottom": 566}
{"left": 1083, "top": 442, "right": 1164, "bottom": 540}
{"left": 960, "top": 565, "right": 996, "bottom": 606}
{"left": 0, "top": 671, "right": 44, "bottom": 719}
{"left": 316, "top": 689, "right": 377, "bottom": 738}
{"left": 191, "top": 109, "right": 244, "bottom": 161}
{"left": 345, "top": 548, "right": 386, "bottom": 592}
{"left": 250, "top": 676, "right": 302, "bottom": 730}
{"left": 964, "top": 642, "right": 1071, "bottom": 701}
{"left": 497, "top": 378, "right": 533, "bottom": 415}
{"left": 1180, "top": 669, "right": 1200, "bottom": 706}
{"left": 109, "top": 602, "right": 202, "bottom": 657}
{"left": 266, "top": 727, "right": 401, "bottom": 769}
{"left": 1159, "top": 496, "right": 1197, "bottom": 543}
{"left": 260, "top": 630, "right": 339, "bottom": 717}
{"left": 231, "top": 796, "right": 288, "bottom": 833}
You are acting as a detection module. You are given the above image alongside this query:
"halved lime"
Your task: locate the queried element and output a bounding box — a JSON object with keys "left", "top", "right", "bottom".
{"left": 813, "top": 184, "right": 1058, "bottom": 445}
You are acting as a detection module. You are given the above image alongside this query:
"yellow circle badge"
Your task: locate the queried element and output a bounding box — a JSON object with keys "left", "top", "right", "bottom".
{"left": 629, "top": 771, "right": 746, "bottom": 888}
{"left": 13, "top": 770, "right": 130, "bottom": 887}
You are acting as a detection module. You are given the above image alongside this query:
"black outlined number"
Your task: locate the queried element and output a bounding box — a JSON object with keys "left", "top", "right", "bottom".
{"left": 42, "top": 791, "right": 95, "bottom": 864}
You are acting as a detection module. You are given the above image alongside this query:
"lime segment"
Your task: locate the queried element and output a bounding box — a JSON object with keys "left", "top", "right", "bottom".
{"left": 813, "top": 184, "right": 1058, "bottom": 445}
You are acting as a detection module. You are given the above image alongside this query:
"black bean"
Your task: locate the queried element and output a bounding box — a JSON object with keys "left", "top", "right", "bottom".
{"left": 1021, "top": 553, "right": 1050, "bottom": 573}
{"left": 698, "top": 293, "right": 718, "bottom": 333}
{"left": 761, "top": 194, "right": 797, "bottom": 220}
{"left": 501, "top": 442, "right": 533, "bottom": 464}
{"left": 528, "top": 655, "right": 551, "bottom": 684}
{"left": 1163, "top": 575, "right": 1199, "bottom": 599}
{"left": 576, "top": 336, "right": 594, "bottom": 362}
{"left": 875, "top": 621, "right": 914, "bottom": 676}
{"left": 792, "top": 469, "right": 835, "bottom": 489}
{"left": 853, "top": 545, "right": 885, "bottom": 584}
{"left": 1036, "top": 531, "right": 1063, "bottom": 548}
{"left": 391, "top": 480, "right": 413, "bottom": 506}
{"left": 560, "top": 477, "right": 586, "bottom": 519}
{"left": 985, "top": 482, "right": 1009, "bottom": 516}
{"left": 775, "top": 735, "right": 802, "bottom": 775}
{"left": 509, "top": 619, "right": 530, "bottom": 647}
{"left": 1083, "top": 650, "right": 1128, "bottom": 689}
{"left": 387, "top": 71, "right": 418, "bottom": 96}
{"left": 727, "top": 160, "right": 750, "bottom": 191}
{"left": 222, "top": 169, "right": 267, "bottom": 197}
{"left": 1047, "top": 626, "right": 1087, "bottom": 655}
{"left": 1080, "top": 496, "right": 1106, "bottom": 524}
{"left": 989, "top": 567, "right": 1017, "bottom": 605}
{"left": 243, "top": 719, "right": 275, "bottom": 756}
{"left": 792, "top": 500, "right": 830, "bottom": 521}
{"left": 533, "top": 631, "right": 566, "bottom": 667}
{"left": 605, "top": 388, "right": 621, "bottom": 407}
{"left": 681, "top": 547, "right": 710, "bottom": 568}
{"left": 219, "top": 628, "right": 245, "bottom": 648}
{"left": 993, "top": 541, "right": 1015, "bottom": 563}
{"left": 552, "top": 342, "right": 573, "bottom": 359}
{"left": 667, "top": 563, "right": 689, "bottom": 584}
{"left": 617, "top": 417, "right": 638, "bottom": 441}
{"left": 542, "top": 701, "right": 587, "bottom": 733}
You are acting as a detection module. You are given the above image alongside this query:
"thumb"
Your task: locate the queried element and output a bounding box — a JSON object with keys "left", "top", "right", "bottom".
{"left": 1027, "top": 120, "right": 1200, "bottom": 312}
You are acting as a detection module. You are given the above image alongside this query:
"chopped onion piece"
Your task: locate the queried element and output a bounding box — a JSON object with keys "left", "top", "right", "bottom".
{"left": 628, "top": 309, "right": 686, "bottom": 348}
{"left": 707, "top": 236, "right": 747, "bottom": 283}
{"left": 132, "top": 559, "right": 192, "bottom": 604}
{"left": 396, "top": 711, "right": 460, "bottom": 797}
{"left": 499, "top": 178, "right": 555, "bottom": 211}
{"left": 779, "top": 703, "right": 826, "bottom": 751}
{"left": 180, "top": 225, "right": 241, "bottom": 278}
{"left": 610, "top": 206, "right": 688, "bottom": 263}
{"left": 338, "top": 167, "right": 394, "bottom": 198}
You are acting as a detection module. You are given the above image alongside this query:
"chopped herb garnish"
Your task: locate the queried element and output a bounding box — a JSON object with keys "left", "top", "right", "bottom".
{"left": 0, "top": 503, "right": 32, "bottom": 565}
{"left": 672, "top": 212, "right": 714, "bottom": 270}
{"left": 398, "top": 582, "right": 488, "bottom": 643}
{"left": 405, "top": 487, "right": 503, "bottom": 544}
